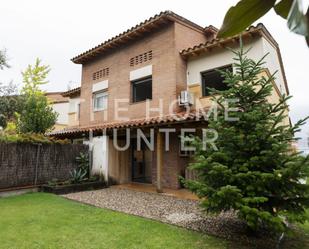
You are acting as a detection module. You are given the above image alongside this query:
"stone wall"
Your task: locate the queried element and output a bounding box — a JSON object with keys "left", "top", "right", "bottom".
{"left": 0, "top": 143, "right": 88, "bottom": 189}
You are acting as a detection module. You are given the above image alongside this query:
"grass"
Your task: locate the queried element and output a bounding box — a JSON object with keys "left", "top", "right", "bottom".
{"left": 0, "top": 193, "right": 226, "bottom": 249}
{"left": 1, "top": 193, "right": 308, "bottom": 249}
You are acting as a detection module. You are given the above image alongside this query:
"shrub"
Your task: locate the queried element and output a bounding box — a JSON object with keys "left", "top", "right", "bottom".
{"left": 0, "top": 132, "right": 69, "bottom": 144}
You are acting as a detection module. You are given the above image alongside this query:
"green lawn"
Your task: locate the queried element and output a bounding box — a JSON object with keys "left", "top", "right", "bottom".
{"left": 0, "top": 193, "right": 226, "bottom": 249}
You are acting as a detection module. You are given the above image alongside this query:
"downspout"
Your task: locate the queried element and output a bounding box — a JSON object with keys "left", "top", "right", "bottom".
{"left": 156, "top": 128, "right": 163, "bottom": 193}
{"left": 88, "top": 129, "right": 93, "bottom": 177}
{"left": 103, "top": 128, "right": 109, "bottom": 185}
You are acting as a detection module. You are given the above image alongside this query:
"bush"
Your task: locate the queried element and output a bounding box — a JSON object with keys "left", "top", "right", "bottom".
{"left": 0, "top": 132, "right": 69, "bottom": 144}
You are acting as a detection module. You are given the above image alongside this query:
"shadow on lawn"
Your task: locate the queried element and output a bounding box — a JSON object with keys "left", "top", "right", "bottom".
{"left": 217, "top": 223, "right": 309, "bottom": 249}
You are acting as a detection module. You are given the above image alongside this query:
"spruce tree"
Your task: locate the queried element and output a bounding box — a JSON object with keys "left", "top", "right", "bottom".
{"left": 185, "top": 45, "right": 309, "bottom": 233}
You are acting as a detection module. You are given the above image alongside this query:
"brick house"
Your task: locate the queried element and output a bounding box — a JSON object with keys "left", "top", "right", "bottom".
{"left": 51, "top": 11, "right": 290, "bottom": 190}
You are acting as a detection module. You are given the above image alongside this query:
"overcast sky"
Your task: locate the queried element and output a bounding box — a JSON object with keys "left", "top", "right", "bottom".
{"left": 1, "top": 0, "right": 309, "bottom": 150}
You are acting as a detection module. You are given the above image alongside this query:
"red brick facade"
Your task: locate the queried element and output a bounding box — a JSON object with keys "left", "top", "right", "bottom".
{"left": 75, "top": 14, "right": 210, "bottom": 189}
{"left": 79, "top": 23, "right": 208, "bottom": 126}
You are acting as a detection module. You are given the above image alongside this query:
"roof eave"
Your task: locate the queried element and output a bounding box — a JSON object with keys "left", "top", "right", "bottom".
{"left": 61, "top": 87, "right": 81, "bottom": 97}
{"left": 71, "top": 11, "right": 205, "bottom": 64}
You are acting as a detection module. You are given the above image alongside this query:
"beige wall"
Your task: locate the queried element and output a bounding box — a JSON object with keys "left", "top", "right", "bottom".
{"left": 108, "top": 138, "right": 130, "bottom": 184}
{"left": 68, "top": 96, "right": 80, "bottom": 127}
{"left": 53, "top": 123, "right": 67, "bottom": 131}
{"left": 261, "top": 38, "right": 287, "bottom": 95}
{"left": 68, "top": 113, "right": 79, "bottom": 127}
{"left": 52, "top": 102, "right": 69, "bottom": 125}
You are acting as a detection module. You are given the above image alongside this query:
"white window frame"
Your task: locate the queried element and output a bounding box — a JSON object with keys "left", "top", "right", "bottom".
{"left": 93, "top": 91, "right": 108, "bottom": 111}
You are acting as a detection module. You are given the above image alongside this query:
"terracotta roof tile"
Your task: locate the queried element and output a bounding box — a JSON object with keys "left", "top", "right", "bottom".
{"left": 72, "top": 11, "right": 205, "bottom": 64}
{"left": 180, "top": 24, "right": 275, "bottom": 57}
{"left": 61, "top": 87, "right": 81, "bottom": 97}
{"left": 48, "top": 109, "right": 209, "bottom": 137}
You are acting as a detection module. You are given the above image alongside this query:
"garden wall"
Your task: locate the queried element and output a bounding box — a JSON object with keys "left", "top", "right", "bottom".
{"left": 0, "top": 143, "right": 88, "bottom": 189}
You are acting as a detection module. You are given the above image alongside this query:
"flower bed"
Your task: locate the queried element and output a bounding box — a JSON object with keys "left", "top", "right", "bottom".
{"left": 40, "top": 181, "right": 106, "bottom": 195}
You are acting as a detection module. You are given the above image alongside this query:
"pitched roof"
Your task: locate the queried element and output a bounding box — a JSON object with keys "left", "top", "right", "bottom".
{"left": 61, "top": 87, "right": 81, "bottom": 97}
{"left": 48, "top": 109, "right": 209, "bottom": 137}
{"left": 45, "top": 92, "right": 69, "bottom": 103}
{"left": 72, "top": 10, "right": 205, "bottom": 64}
{"left": 180, "top": 24, "right": 276, "bottom": 57}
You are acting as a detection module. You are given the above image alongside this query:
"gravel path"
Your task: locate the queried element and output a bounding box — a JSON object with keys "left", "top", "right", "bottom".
{"left": 62, "top": 188, "right": 295, "bottom": 248}
{"left": 62, "top": 188, "right": 244, "bottom": 239}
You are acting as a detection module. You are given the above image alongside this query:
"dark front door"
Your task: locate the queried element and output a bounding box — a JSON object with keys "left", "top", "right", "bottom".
{"left": 131, "top": 140, "right": 152, "bottom": 183}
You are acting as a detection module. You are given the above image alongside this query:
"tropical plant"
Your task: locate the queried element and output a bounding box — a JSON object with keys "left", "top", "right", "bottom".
{"left": 17, "top": 58, "right": 58, "bottom": 133}
{"left": 218, "top": 0, "right": 309, "bottom": 46}
{"left": 184, "top": 44, "right": 309, "bottom": 234}
{"left": 70, "top": 168, "right": 87, "bottom": 184}
{"left": 76, "top": 152, "right": 90, "bottom": 176}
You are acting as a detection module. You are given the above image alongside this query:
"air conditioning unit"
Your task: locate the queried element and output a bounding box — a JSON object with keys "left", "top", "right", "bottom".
{"left": 178, "top": 90, "right": 194, "bottom": 106}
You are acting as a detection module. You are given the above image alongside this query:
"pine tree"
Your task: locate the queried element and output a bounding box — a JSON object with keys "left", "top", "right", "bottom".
{"left": 185, "top": 45, "right": 309, "bottom": 233}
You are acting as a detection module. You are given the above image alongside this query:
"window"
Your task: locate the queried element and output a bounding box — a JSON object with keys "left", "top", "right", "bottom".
{"left": 132, "top": 76, "right": 152, "bottom": 103}
{"left": 201, "top": 65, "right": 232, "bottom": 97}
{"left": 93, "top": 91, "right": 108, "bottom": 111}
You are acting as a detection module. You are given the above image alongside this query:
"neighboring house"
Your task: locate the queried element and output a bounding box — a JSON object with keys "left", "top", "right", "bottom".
{"left": 50, "top": 11, "right": 290, "bottom": 190}
{"left": 61, "top": 87, "right": 81, "bottom": 128}
{"left": 45, "top": 92, "right": 69, "bottom": 131}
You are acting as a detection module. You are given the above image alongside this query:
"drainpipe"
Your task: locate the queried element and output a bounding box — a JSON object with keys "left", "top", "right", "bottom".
{"left": 156, "top": 129, "right": 163, "bottom": 193}
{"left": 103, "top": 128, "right": 109, "bottom": 186}
{"left": 89, "top": 129, "right": 93, "bottom": 177}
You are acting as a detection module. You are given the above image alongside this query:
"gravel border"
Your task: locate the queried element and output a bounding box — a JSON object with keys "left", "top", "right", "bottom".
{"left": 62, "top": 188, "right": 286, "bottom": 248}
{"left": 63, "top": 188, "right": 245, "bottom": 237}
